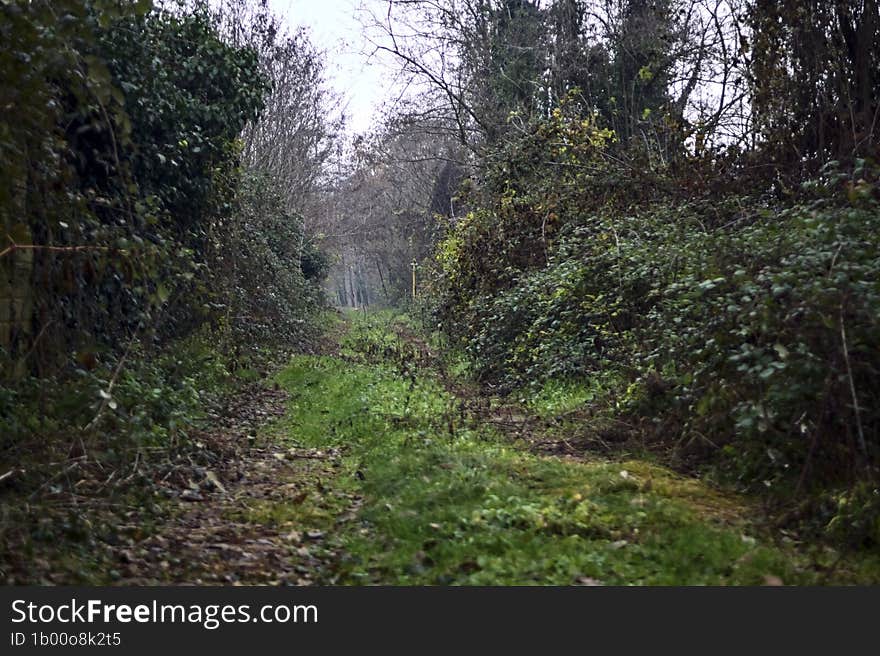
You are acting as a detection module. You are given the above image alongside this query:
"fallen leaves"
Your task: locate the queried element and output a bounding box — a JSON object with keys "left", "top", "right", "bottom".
{"left": 55, "top": 381, "right": 356, "bottom": 586}
{"left": 180, "top": 489, "right": 204, "bottom": 502}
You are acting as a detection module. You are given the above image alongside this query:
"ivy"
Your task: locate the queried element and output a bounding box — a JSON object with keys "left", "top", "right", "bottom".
{"left": 0, "top": 1, "right": 327, "bottom": 489}
{"left": 429, "top": 101, "right": 880, "bottom": 544}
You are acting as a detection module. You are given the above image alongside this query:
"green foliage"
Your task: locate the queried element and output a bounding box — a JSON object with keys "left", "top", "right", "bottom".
{"left": 301, "top": 240, "right": 331, "bottom": 282}
{"left": 1, "top": 0, "right": 328, "bottom": 370}
{"left": 100, "top": 4, "right": 267, "bottom": 233}
{"left": 0, "top": 325, "right": 240, "bottom": 584}
{"left": 0, "top": 0, "right": 275, "bottom": 374}
{"left": 97, "top": 3, "right": 273, "bottom": 340}
{"left": 652, "top": 199, "right": 880, "bottom": 495}
{"left": 0, "top": 328, "right": 232, "bottom": 471}
{"left": 1, "top": 0, "right": 163, "bottom": 372}
{"left": 213, "top": 172, "right": 325, "bottom": 345}
{"left": 525, "top": 377, "right": 614, "bottom": 418}
{"left": 1, "top": 0, "right": 327, "bottom": 507}
{"left": 434, "top": 103, "right": 617, "bottom": 354}
{"left": 430, "top": 94, "right": 880, "bottom": 543}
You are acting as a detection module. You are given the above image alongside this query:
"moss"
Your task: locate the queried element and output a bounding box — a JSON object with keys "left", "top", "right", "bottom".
{"left": 269, "top": 311, "right": 880, "bottom": 585}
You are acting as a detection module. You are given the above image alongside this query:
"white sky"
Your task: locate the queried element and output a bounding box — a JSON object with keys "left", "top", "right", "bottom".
{"left": 267, "top": 0, "right": 389, "bottom": 135}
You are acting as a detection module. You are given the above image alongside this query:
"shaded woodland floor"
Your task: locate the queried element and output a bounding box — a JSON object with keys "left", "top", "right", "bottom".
{"left": 5, "top": 311, "right": 880, "bottom": 585}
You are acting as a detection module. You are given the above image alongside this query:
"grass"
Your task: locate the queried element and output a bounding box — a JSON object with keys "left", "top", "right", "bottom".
{"left": 269, "top": 312, "right": 880, "bottom": 585}
{"left": 523, "top": 377, "right": 607, "bottom": 417}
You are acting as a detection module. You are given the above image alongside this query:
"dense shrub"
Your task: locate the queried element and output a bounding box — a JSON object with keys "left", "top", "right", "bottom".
{"left": 212, "top": 172, "right": 325, "bottom": 346}
{"left": 430, "top": 103, "right": 880, "bottom": 542}
{"left": 1, "top": 1, "right": 329, "bottom": 485}
{"left": 653, "top": 196, "right": 879, "bottom": 491}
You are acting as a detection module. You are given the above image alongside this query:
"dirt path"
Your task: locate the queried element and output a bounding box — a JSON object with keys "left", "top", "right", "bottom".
{"left": 111, "top": 342, "right": 360, "bottom": 585}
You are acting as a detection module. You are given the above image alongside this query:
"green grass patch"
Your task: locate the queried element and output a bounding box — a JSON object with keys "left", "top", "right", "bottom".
{"left": 270, "top": 313, "right": 880, "bottom": 585}
{"left": 523, "top": 377, "right": 607, "bottom": 417}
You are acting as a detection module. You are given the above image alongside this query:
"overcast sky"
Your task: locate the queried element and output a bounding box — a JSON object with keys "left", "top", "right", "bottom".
{"left": 267, "top": 0, "right": 389, "bottom": 135}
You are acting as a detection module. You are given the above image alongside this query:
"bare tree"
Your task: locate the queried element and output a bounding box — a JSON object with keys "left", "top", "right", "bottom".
{"left": 242, "top": 28, "right": 343, "bottom": 219}
{"left": 320, "top": 108, "right": 462, "bottom": 306}
{"left": 362, "top": 0, "right": 751, "bottom": 160}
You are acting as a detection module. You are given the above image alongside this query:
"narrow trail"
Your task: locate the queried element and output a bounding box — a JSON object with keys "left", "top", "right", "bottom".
{"left": 94, "top": 311, "right": 870, "bottom": 585}
{"left": 97, "top": 384, "right": 342, "bottom": 585}
{"left": 108, "top": 326, "right": 357, "bottom": 585}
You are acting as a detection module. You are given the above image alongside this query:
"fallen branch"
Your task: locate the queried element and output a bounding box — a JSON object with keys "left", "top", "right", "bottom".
{"left": 0, "top": 237, "right": 129, "bottom": 261}
{"left": 840, "top": 308, "right": 867, "bottom": 456}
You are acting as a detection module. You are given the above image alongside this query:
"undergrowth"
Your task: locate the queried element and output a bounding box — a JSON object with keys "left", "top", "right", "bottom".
{"left": 431, "top": 156, "right": 880, "bottom": 547}
{"left": 0, "top": 325, "right": 291, "bottom": 583}
{"left": 270, "top": 312, "right": 880, "bottom": 584}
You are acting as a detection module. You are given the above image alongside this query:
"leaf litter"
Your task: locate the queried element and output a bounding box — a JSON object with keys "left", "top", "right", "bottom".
{"left": 111, "top": 386, "right": 361, "bottom": 585}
